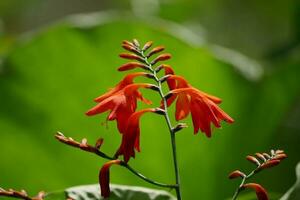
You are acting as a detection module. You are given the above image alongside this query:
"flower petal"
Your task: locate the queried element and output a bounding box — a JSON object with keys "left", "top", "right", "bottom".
{"left": 175, "top": 94, "right": 190, "bottom": 120}
{"left": 115, "top": 108, "right": 155, "bottom": 162}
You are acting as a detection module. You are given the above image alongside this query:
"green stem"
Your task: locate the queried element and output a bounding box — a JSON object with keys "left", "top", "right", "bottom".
{"left": 231, "top": 167, "right": 259, "bottom": 200}
{"left": 141, "top": 50, "right": 182, "bottom": 200}
{"left": 95, "top": 150, "right": 177, "bottom": 188}
{"left": 57, "top": 133, "right": 177, "bottom": 189}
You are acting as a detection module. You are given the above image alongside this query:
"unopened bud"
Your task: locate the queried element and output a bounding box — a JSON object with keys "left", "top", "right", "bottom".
{"left": 259, "top": 159, "right": 280, "bottom": 170}
{"left": 151, "top": 53, "right": 171, "bottom": 65}
{"left": 228, "top": 170, "right": 246, "bottom": 179}
{"left": 95, "top": 138, "right": 104, "bottom": 149}
{"left": 147, "top": 46, "right": 165, "bottom": 58}
{"left": 154, "top": 108, "right": 165, "bottom": 115}
{"left": 255, "top": 153, "right": 266, "bottom": 162}
{"left": 246, "top": 155, "right": 260, "bottom": 166}
{"left": 173, "top": 123, "right": 188, "bottom": 133}
{"left": 133, "top": 39, "right": 140, "bottom": 47}
{"left": 149, "top": 85, "right": 159, "bottom": 91}
{"left": 159, "top": 75, "right": 171, "bottom": 83}
{"left": 119, "top": 53, "right": 144, "bottom": 62}
{"left": 142, "top": 41, "right": 153, "bottom": 51}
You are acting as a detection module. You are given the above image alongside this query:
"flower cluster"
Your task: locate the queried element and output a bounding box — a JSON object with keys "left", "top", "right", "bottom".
{"left": 229, "top": 149, "right": 287, "bottom": 200}
{"left": 85, "top": 39, "right": 234, "bottom": 197}
{"left": 86, "top": 39, "right": 234, "bottom": 162}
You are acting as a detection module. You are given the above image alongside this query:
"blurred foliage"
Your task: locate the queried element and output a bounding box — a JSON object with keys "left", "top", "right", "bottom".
{"left": 0, "top": 1, "right": 300, "bottom": 200}
{"left": 281, "top": 162, "right": 300, "bottom": 200}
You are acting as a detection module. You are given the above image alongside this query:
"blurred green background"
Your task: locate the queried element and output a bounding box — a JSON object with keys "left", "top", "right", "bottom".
{"left": 0, "top": 0, "right": 300, "bottom": 199}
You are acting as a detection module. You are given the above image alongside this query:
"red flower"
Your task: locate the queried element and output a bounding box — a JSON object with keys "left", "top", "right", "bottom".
{"left": 99, "top": 160, "right": 121, "bottom": 198}
{"left": 94, "top": 72, "right": 150, "bottom": 103}
{"left": 115, "top": 108, "right": 156, "bottom": 163}
{"left": 166, "top": 75, "right": 234, "bottom": 137}
{"left": 86, "top": 83, "right": 154, "bottom": 133}
{"left": 242, "top": 183, "right": 269, "bottom": 200}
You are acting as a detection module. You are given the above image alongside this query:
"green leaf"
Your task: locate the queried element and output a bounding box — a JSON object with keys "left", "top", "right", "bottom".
{"left": 280, "top": 162, "right": 300, "bottom": 200}
{"left": 45, "top": 184, "right": 175, "bottom": 200}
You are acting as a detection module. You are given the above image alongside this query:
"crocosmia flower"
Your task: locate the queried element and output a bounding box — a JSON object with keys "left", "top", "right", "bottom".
{"left": 115, "top": 108, "right": 156, "bottom": 163}
{"left": 86, "top": 83, "right": 154, "bottom": 133}
{"left": 166, "top": 75, "right": 234, "bottom": 137}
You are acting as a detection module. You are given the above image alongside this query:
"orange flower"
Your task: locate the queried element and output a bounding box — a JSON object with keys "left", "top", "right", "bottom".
{"left": 94, "top": 72, "right": 151, "bottom": 103}
{"left": 86, "top": 83, "right": 154, "bottom": 133}
{"left": 99, "top": 160, "right": 121, "bottom": 198}
{"left": 166, "top": 75, "right": 233, "bottom": 137}
{"left": 115, "top": 108, "right": 156, "bottom": 163}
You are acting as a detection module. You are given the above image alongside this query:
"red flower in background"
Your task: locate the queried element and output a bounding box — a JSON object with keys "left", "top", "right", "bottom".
{"left": 242, "top": 183, "right": 269, "bottom": 200}
{"left": 166, "top": 75, "right": 234, "bottom": 137}
{"left": 115, "top": 108, "right": 157, "bottom": 163}
{"left": 86, "top": 83, "right": 154, "bottom": 133}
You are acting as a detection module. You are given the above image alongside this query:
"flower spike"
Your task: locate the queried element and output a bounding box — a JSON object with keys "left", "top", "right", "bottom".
{"left": 99, "top": 160, "right": 122, "bottom": 198}
{"left": 229, "top": 150, "right": 287, "bottom": 200}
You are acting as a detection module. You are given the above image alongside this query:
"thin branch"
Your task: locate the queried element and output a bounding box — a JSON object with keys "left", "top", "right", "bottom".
{"left": 55, "top": 132, "right": 177, "bottom": 189}
{"left": 0, "top": 188, "right": 44, "bottom": 200}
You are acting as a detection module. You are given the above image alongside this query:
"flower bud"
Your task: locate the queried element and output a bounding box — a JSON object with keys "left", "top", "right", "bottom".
{"left": 119, "top": 53, "right": 144, "bottom": 62}
{"left": 246, "top": 155, "right": 260, "bottom": 166}
{"left": 147, "top": 46, "right": 165, "bottom": 58}
{"left": 259, "top": 159, "right": 280, "bottom": 170}
{"left": 228, "top": 170, "right": 246, "bottom": 179}
{"left": 142, "top": 41, "right": 153, "bottom": 51}
{"left": 151, "top": 53, "right": 172, "bottom": 65}
{"left": 255, "top": 153, "right": 266, "bottom": 162}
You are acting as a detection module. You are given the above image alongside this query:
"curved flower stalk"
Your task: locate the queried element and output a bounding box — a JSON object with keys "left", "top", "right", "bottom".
{"left": 229, "top": 149, "right": 287, "bottom": 200}
{"left": 99, "top": 160, "right": 122, "bottom": 198}
{"left": 57, "top": 39, "right": 234, "bottom": 199}
{"left": 0, "top": 188, "right": 44, "bottom": 200}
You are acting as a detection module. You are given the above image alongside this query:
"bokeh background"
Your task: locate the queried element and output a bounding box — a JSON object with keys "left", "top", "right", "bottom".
{"left": 1, "top": 0, "right": 300, "bottom": 199}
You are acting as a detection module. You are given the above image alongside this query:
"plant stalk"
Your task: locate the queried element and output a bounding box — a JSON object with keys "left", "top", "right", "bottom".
{"left": 141, "top": 50, "right": 182, "bottom": 200}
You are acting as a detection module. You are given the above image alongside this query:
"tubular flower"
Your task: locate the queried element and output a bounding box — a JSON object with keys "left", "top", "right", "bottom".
{"left": 86, "top": 83, "right": 154, "bottom": 133}
{"left": 94, "top": 72, "right": 151, "bottom": 103}
{"left": 242, "top": 183, "right": 269, "bottom": 200}
{"left": 99, "top": 160, "right": 121, "bottom": 198}
{"left": 166, "top": 75, "right": 234, "bottom": 137}
{"left": 115, "top": 108, "right": 156, "bottom": 163}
